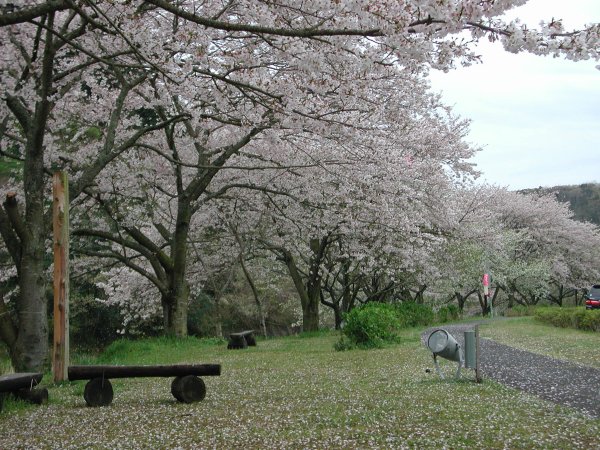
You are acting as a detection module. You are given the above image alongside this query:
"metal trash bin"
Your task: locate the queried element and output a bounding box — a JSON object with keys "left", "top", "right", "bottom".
{"left": 464, "top": 330, "right": 477, "bottom": 369}
{"left": 427, "top": 329, "right": 462, "bottom": 362}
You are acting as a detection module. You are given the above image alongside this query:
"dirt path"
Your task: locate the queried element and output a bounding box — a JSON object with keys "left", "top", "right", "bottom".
{"left": 422, "top": 323, "right": 600, "bottom": 418}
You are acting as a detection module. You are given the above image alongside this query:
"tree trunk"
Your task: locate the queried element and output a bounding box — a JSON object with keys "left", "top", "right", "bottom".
{"left": 162, "top": 281, "right": 189, "bottom": 337}
{"left": 477, "top": 291, "right": 490, "bottom": 316}
{"left": 302, "top": 298, "right": 319, "bottom": 332}
{"left": 455, "top": 292, "right": 465, "bottom": 312}
{"left": 281, "top": 249, "right": 320, "bottom": 332}
{"left": 238, "top": 251, "right": 267, "bottom": 338}
{"left": 321, "top": 259, "right": 356, "bottom": 330}
{"left": 2, "top": 16, "right": 57, "bottom": 372}
{"left": 14, "top": 242, "right": 48, "bottom": 372}
{"left": 1, "top": 192, "right": 48, "bottom": 373}
{"left": 164, "top": 203, "right": 192, "bottom": 337}
{"left": 161, "top": 279, "right": 190, "bottom": 337}
{"left": 332, "top": 302, "right": 343, "bottom": 330}
{"left": 412, "top": 285, "right": 427, "bottom": 304}
{"left": 214, "top": 295, "right": 223, "bottom": 339}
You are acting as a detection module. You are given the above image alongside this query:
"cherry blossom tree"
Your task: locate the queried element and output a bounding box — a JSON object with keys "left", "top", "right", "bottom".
{"left": 0, "top": 9, "right": 192, "bottom": 369}
{"left": 210, "top": 71, "right": 477, "bottom": 331}
{"left": 1, "top": 0, "right": 600, "bottom": 369}
{"left": 490, "top": 190, "right": 600, "bottom": 306}
{"left": 432, "top": 186, "right": 600, "bottom": 312}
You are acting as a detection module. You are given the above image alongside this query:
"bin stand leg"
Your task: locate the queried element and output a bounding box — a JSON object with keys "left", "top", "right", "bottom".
{"left": 455, "top": 346, "right": 464, "bottom": 380}
{"left": 433, "top": 354, "right": 445, "bottom": 379}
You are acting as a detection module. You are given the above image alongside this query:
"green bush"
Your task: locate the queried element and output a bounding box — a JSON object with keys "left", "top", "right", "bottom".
{"left": 571, "top": 308, "right": 588, "bottom": 329}
{"left": 395, "top": 301, "right": 434, "bottom": 328}
{"left": 506, "top": 305, "right": 536, "bottom": 317}
{"left": 534, "top": 307, "right": 600, "bottom": 332}
{"left": 580, "top": 310, "right": 600, "bottom": 332}
{"left": 69, "top": 294, "right": 122, "bottom": 351}
{"left": 436, "top": 305, "right": 460, "bottom": 323}
{"left": 338, "top": 303, "right": 402, "bottom": 350}
{"left": 336, "top": 301, "right": 435, "bottom": 351}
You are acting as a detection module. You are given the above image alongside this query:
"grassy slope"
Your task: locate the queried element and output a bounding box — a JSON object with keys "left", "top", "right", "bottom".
{"left": 0, "top": 328, "right": 598, "bottom": 449}
{"left": 480, "top": 316, "right": 600, "bottom": 368}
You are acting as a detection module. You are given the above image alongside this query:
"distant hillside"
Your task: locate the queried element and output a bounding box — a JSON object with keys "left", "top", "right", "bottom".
{"left": 522, "top": 183, "right": 600, "bottom": 225}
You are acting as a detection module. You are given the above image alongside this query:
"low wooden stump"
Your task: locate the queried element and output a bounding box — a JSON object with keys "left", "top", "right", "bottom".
{"left": 0, "top": 373, "right": 48, "bottom": 411}
{"left": 68, "top": 364, "right": 221, "bottom": 407}
{"left": 171, "top": 375, "right": 206, "bottom": 403}
{"left": 227, "top": 330, "right": 256, "bottom": 349}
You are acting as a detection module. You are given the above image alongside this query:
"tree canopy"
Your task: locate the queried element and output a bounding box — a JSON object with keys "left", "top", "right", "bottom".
{"left": 1, "top": 0, "right": 600, "bottom": 371}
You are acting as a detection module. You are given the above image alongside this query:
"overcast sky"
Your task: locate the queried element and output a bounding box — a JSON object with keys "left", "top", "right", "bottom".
{"left": 429, "top": 0, "right": 600, "bottom": 190}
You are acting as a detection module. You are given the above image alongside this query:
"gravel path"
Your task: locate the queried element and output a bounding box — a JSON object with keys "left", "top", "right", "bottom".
{"left": 421, "top": 323, "right": 600, "bottom": 418}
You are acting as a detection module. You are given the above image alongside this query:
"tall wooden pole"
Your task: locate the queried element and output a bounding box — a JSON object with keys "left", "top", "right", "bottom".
{"left": 52, "top": 171, "right": 69, "bottom": 382}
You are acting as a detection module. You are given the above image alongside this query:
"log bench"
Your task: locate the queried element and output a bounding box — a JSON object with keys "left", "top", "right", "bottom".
{"left": 227, "top": 330, "right": 257, "bottom": 349}
{"left": 68, "top": 364, "right": 221, "bottom": 407}
{"left": 0, "top": 373, "right": 48, "bottom": 411}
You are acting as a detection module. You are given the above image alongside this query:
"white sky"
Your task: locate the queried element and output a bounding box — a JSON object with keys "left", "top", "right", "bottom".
{"left": 429, "top": 0, "right": 600, "bottom": 190}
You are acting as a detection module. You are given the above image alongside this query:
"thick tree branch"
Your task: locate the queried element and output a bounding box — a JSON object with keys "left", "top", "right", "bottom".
{"left": 77, "top": 247, "right": 168, "bottom": 296}
{"left": 143, "top": 0, "right": 383, "bottom": 37}
{"left": 125, "top": 227, "right": 174, "bottom": 272}
{"left": 0, "top": 0, "right": 69, "bottom": 26}
{"left": 5, "top": 96, "right": 32, "bottom": 133}
{"left": 0, "top": 205, "right": 22, "bottom": 270}
{"left": 153, "top": 222, "right": 172, "bottom": 242}
{"left": 73, "top": 227, "right": 172, "bottom": 274}
{"left": 186, "top": 126, "right": 264, "bottom": 202}
{"left": 201, "top": 183, "right": 301, "bottom": 205}
{"left": 70, "top": 111, "right": 190, "bottom": 198}
{"left": 3, "top": 193, "right": 29, "bottom": 245}
{"left": 0, "top": 295, "right": 18, "bottom": 363}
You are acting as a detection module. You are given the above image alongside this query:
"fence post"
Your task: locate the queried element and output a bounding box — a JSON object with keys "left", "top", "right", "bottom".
{"left": 53, "top": 171, "right": 70, "bottom": 382}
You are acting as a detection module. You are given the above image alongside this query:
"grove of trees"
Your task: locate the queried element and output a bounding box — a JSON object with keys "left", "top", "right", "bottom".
{"left": 1, "top": 1, "right": 600, "bottom": 371}
{"left": 524, "top": 183, "right": 600, "bottom": 225}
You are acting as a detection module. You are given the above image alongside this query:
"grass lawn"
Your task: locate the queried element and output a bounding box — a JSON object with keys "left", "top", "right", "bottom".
{"left": 1, "top": 327, "right": 599, "bottom": 449}
{"left": 480, "top": 316, "right": 600, "bottom": 368}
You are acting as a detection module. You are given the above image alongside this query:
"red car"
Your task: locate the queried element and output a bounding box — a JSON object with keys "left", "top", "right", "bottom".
{"left": 585, "top": 285, "right": 600, "bottom": 310}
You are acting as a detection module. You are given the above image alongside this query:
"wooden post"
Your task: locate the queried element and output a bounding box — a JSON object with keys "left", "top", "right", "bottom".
{"left": 52, "top": 171, "right": 70, "bottom": 382}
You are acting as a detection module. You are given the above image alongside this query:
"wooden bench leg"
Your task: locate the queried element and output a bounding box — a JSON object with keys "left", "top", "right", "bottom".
{"left": 84, "top": 378, "right": 114, "bottom": 407}
{"left": 245, "top": 334, "right": 256, "bottom": 346}
{"left": 228, "top": 334, "right": 248, "bottom": 349}
{"left": 171, "top": 375, "right": 206, "bottom": 403}
{"left": 14, "top": 387, "right": 48, "bottom": 405}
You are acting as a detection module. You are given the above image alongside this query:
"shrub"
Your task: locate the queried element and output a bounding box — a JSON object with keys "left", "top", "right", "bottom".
{"left": 580, "top": 310, "right": 600, "bottom": 332}
{"left": 571, "top": 308, "right": 588, "bottom": 329}
{"left": 506, "top": 305, "right": 536, "bottom": 317}
{"left": 436, "top": 305, "right": 461, "bottom": 323}
{"left": 70, "top": 294, "right": 122, "bottom": 351}
{"left": 534, "top": 307, "right": 600, "bottom": 332}
{"left": 394, "top": 301, "right": 434, "bottom": 328}
{"left": 333, "top": 336, "right": 356, "bottom": 352}
{"left": 338, "top": 303, "right": 402, "bottom": 350}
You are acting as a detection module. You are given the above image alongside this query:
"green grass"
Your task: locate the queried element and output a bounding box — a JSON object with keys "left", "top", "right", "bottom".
{"left": 0, "top": 328, "right": 598, "bottom": 448}
{"left": 480, "top": 316, "right": 600, "bottom": 368}
{"left": 0, "top": 156, "right": 23, "bottom": 176}
{"left": 93, "top": 336, "right": 227, "bottom": 365}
